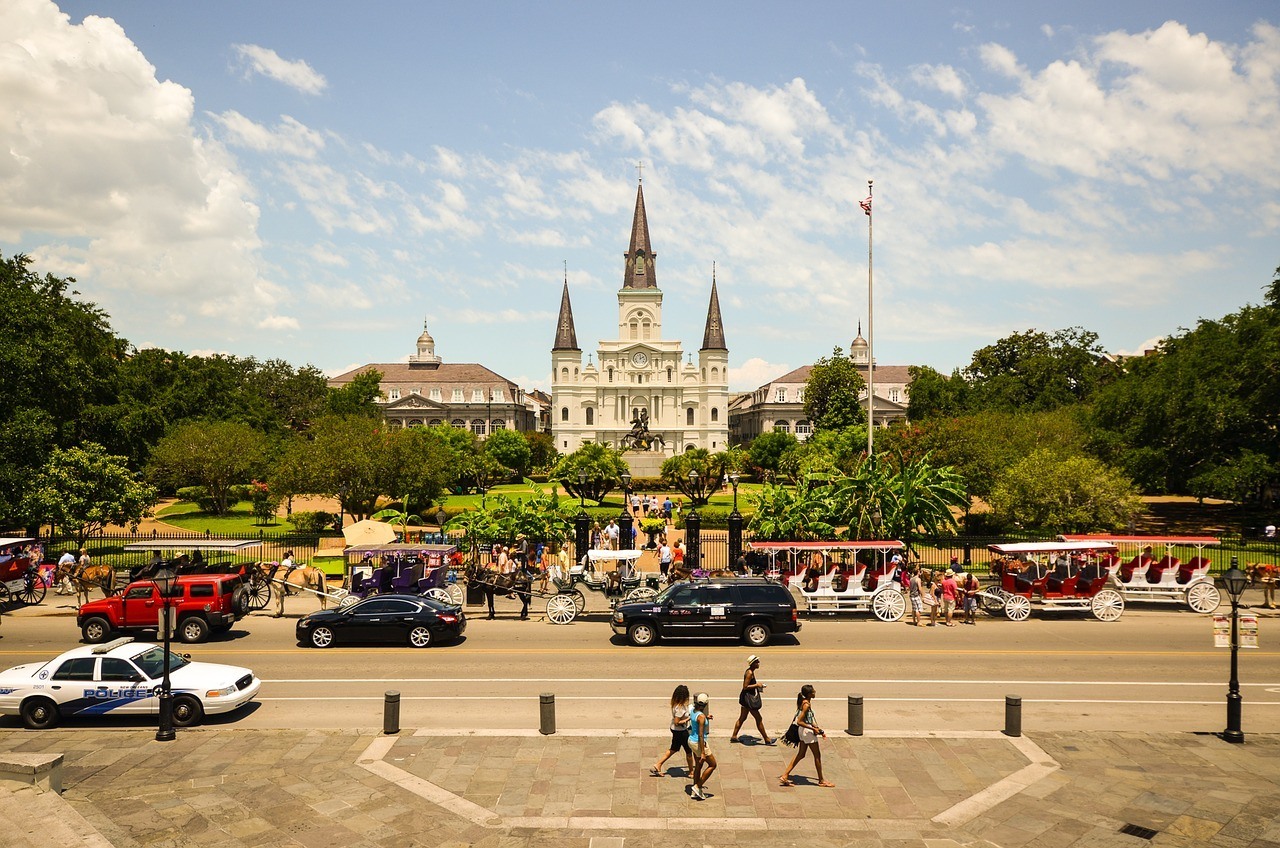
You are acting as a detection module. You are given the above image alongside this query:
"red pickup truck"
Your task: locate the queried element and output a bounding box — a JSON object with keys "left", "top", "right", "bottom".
{"left": 78, "top": 574, "right": 249, "bottom": 644}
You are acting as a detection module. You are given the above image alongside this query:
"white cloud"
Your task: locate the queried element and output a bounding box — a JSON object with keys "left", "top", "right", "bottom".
{"left": 211, "top": 111, "right": 325, "bottom": 158}
{"left": 910, "top": 63, "right": 967, "bottom": 99}
{"left": 257, "top": 314, "right": 300, "bottom": 331}
{"left": 1114, "top": 335, "right": 1166, "bottom": 358}
{"left": 232, "top": 43, "right": 326, "bottom": 95}
{"left": 0, "top": 0, "right": 277, "bottom": 325}
{"left": 729, "top": 357, "right": 792, "bottom": 391}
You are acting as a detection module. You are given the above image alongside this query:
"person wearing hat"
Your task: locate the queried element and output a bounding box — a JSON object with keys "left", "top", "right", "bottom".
{"left": 949, "top": 555, "right": 964, "bottom": 575}
{"left": 689, "top": 693, "right": 716, "bottom": 800}
{"left": 730, "top": 655, "right": 774, "bottom": 745}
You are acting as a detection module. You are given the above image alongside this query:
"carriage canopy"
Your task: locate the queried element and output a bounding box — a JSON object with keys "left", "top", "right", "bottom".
{"left": 749, "top": 540, "right": 906, "bottom": 552}
{"left": 121, "top": 540, "right": 263, "bottom": 552}
{"left": 988, "top": 541, "right": 1118, "bottom": 556}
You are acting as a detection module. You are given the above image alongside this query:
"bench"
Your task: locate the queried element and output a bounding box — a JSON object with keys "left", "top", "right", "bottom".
{"left": 0, "top": 752, "right": 63, "bottom": 794}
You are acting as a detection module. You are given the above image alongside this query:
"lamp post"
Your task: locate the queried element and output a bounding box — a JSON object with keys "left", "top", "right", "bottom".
{"left": 577, "top": 471, "right": 587, "bottom": 509}
{"left": 618, "top": 472, "right": 633, "bottom": 551}
{"left": 153, "top": 568, "right": 177, "bottom": 742}
{"left": 727, "top": 471, "right": 743, "bottom": 570}
{"left": 337, "top": 484, "right": 348, "bottom": 531}
{"left": 1222, "top": 558, "right": 1249, "bottom": 744}
{"left": 574, "top": 471, "right": 590, "bottom": 562}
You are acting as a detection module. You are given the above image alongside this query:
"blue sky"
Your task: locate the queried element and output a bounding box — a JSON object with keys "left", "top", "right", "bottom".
{"left": 3, "top": 1, "right": 1278, "bottom": 392}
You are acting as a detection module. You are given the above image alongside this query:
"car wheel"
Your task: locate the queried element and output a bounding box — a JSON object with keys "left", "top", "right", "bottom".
{"left": 81, "top": 616, "right": 112, "bottom": 644}
{"left": 20, "top": 697, "right": 59, "bottom": 730}
{"left": 408, "top": 625, "right": 433, "bottom": 648}
{"left": 627, "top": 621, "right": 657, "bottom": 647}
{"left": 178, "top": 616, "right": 210, "bottom": 644}
{"left": 171, "top": 695, "right": 204, "bottom": 727}
{"left": 742, "top": 621, "right": 772, "bottom": 647}
{"left": 310, "top": 625, "right": 335, "bottom": 648}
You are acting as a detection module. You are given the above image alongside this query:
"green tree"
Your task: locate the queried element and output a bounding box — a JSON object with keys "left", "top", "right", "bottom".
{"left": 778, "top": 426, "right": 867, "bottom": 484}
{"left": 523, "top": 431, "right": 559, "bottom": 471}
{"left": 551, "top": 443, "right": 628, "bottom": 504}
{"left": 748, "top": 430, "right": 798, "bottom": 480}
{"left": 905, "top": 364, "right": 970, "bottom": 420}
{"left": 26, "top": 442, "right": 158, "bottom": 546}
{"left": 803, "top": 347, "right": 867, "bottom": 432}
{"left": 660, "top": 448, "right": 722, "bottom": 506}
{"left": 327, "top": 369, "right": 383, "bottom": 418}
{"left": 147, "top": 421, "right": 269, "bottom": 514}
{"left": 989, "top": 449, "right": 1144, "bottom": 532}
{"left": 484, "top": 428, "right": 533, "bottom": 478}
{"left": 962, "top": 327, "right": 1113, "bottom": 412}
{"left": 747, "top": 482, "right": 835, "bottom": 541}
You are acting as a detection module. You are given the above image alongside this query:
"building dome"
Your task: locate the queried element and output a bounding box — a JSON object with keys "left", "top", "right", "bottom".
{"left": 410, "top": 319, "right": 442, "bottom": 366}
{"left": 850, "top": 321, "right": 869, "bottom": 364}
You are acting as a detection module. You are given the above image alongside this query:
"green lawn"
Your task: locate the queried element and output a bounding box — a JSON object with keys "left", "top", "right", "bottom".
{"left": 157, "top": 500, "right": 286, "bottom": 535}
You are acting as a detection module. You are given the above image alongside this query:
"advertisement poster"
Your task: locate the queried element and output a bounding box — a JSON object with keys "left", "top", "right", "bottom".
{"left": 1213, "top": 614, "right": 1260, "bottom": 648}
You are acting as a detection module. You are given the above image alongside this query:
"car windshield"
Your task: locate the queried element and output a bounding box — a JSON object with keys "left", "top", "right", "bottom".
{"left": 417, "top": 596, "right": 453, "bottom": 611}
{"left": 130, "top": 647, "right": 191, "bottom": 679}
{"left": 654, "top": 583, "right": 687, "bottom": 604}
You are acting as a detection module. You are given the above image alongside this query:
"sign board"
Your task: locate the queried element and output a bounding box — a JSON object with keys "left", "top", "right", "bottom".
{"left": 156, "top": 607, "right": 177, "bottom": 634}
{"left": 1214, "top": 614, "right": 1260, "bottom": 648}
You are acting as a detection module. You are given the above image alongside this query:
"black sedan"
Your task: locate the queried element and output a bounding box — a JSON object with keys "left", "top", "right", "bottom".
{"left": 296, "top": 594, "right": 465, "bottom": 648}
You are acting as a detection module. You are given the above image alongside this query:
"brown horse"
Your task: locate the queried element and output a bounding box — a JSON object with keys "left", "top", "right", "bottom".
{"left": 55, "top": 561, "right": 116, "bottom": 606}
{"left": 668, "top": 563, "right": 735, "bottom": 583}
{"left": 1247, "top": 562, "right": 1277, "bottom": 608}
{"left": 268, "top": 562, "right": 329, "bottom": 614}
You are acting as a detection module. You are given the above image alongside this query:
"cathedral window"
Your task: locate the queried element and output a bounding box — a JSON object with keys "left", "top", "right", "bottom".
{"left": 635, "top": 252, "right": 645, "bottom": 273}
{"left": 560, "top": 367, "right": 569, "bottom": 381}
{"left": 561, "top": 407, "right": 569, "bottom": 422}
{"left": 629, "top": 321, "right": 638, "bottom": 340}
{"left": 711, "top": 408, "right": 719, "bottom": 423}
{"left": 586, "top": 408, "right": 594, "bottom": 425}
{"left": 710, "top": 367, "right": 718, "bottom": 381}
{"left": 687, "top": 408, "right": 695, "bottom": 426}
{"left": 607, "top": 367, "right": 613, "bottom": 382}
{"left": 642, "top": 320, "right": 651, "bottom": 340}
{"left": 667, "top": 367, "right": 672, "bottom": 382}
{"left": 574, "top": 368, "right": 579, "bottom": 377}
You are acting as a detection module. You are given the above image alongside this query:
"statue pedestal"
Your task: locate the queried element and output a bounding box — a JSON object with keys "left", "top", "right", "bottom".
{"left": 623, "top": 452, "right": 668, "bottom": 479}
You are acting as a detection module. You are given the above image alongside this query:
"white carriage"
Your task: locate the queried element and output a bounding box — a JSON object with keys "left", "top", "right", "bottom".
{"left": 1060, "top": 534, "right": 1222, "bottom": 614}
{"left": 750, "top": 540, "right": 908, "bottom": 621}
{"left": 543, "top": 549, "right": 659, "bottom": 625}
{"left": 985, "top": 542, "right": 1125, "bottom": 621}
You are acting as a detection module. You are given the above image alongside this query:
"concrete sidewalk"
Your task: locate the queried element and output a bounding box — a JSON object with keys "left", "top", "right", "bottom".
{"left": 0, "top": 726, "right": 1277, "bottom": 847}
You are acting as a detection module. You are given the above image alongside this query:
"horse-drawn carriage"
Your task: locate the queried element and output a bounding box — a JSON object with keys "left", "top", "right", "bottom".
{"left": 750, "top": 540, "right": 909, "bottom": 621}
{"left": 341, "top": 543, "right": 463, "bottom": 609}
{"left": 0, "top": 537, "right": 46, "bottom": 606}
{"left": 984, "top": 541, "right": 1125, "bottom": 621}
{"left": 1059, "top": 535, "right": 1222, "bottom": 614}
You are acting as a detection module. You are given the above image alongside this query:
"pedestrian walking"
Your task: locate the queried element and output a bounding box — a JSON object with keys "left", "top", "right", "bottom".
{"left": 908, "top": 565, "right": 923, "bottom": 626}
{"left": 962, "top": 570, "right": 981, "bottom": 625}
{"left": 779, "top": 684, "right": 833, "bottom": 787}
{"left": 730, "top": 655, "right": 774, "bottom": 744}
{"left": 590, "top": 521, "right": 603, "bottom": 550}
{"left": 659, "top": 540, "right": 673, "bottom": 579}
{"left": 941, "top": 570, "right": 959, "bottom": 626}
{"left": 922, "top": 569, "right": 939, "bottom": 626}
{"left": 689, "top": 693, "right": 716, "bottom": 800}
{"left": 604, "top": 519, "right": 619, "bottom": 550}
{"left": 650, "top": 685, "right": 695, "bottom": 778}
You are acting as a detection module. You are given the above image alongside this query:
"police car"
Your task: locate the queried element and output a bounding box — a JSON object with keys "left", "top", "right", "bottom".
{"left": 0, "top": 638, "right": 260, "bottom": 729}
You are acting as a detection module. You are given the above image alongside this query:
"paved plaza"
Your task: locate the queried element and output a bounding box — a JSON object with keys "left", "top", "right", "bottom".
{"left": 1, "top": 725, "right": 1278, "bottom": 847}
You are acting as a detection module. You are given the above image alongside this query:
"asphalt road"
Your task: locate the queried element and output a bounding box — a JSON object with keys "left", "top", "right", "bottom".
{"left": 3, "top": 591, "right": 1278, "bottom": 735}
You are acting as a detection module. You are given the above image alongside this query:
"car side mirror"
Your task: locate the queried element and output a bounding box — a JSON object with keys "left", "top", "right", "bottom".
{"left": 182, "top": 653, "right": 191, "bottom": 660}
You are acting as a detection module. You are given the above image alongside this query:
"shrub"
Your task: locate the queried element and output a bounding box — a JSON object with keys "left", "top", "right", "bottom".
{"left": 289, "top": 511, "right": 337, "bottom": 534}
{"left": 176, "top": 486, "right": 220, "bottom": 514}
{"left": 674, "top": 507, "right": 734, "bottom": 529}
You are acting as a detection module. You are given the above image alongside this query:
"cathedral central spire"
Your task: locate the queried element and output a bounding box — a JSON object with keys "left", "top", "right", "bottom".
{"left": 622, "top": 181, "right": 657, "bottom": 289}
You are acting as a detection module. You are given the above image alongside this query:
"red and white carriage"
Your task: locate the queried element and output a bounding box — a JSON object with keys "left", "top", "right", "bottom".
{"left": 750, "top": 540, "right": 907, "bottom": 621}
{"left": 985, "top": 541, "right": 1125, "bottom": 621}
{"left": 0, "top": 537, "right": 46, "bottom": 606}
{"left": 1059, "top": 535, "right": 1222, "bottom": 614}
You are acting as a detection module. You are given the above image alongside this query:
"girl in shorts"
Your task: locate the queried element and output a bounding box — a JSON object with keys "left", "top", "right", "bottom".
{"left": 650, "top": 685, "right": 695, "bottom": 778}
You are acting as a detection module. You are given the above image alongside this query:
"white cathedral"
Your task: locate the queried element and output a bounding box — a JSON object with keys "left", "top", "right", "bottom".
{"left": 551, "top": 181, "right": 731, "bottom": 460}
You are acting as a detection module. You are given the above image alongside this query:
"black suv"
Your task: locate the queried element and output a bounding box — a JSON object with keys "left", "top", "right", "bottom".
{"left": 611, "top": 578, "right": 800, "bottom": 647}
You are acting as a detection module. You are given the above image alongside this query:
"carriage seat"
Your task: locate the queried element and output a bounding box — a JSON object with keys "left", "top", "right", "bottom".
{"left": 1012, "top": 564, "right": 1048, "bottom": 594}
{"left": 1046, "top": 565, "right": 1077, "bottom": 595}
{"left": 1178, "top": 557, "right": 1211, "bottom": 584}
{"left": 862, "top": 564, "right": 894, "bottom": 592}
{"left": 1118, "top": 554, "right": 1153, "bottom": 584}
{"left": 1146, "top": 556, "right": 1181, "bottom": 584}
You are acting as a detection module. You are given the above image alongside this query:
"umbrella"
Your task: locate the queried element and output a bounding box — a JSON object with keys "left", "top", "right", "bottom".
{"left": 343, "top": 519, "right": 398, "bottom": 546}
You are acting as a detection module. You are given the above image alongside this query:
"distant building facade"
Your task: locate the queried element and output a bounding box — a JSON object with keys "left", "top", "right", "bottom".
{"left": 729, "top": 324, "right": 912, "bottom": 444}
{"left": 551, "top": 181, "right": 731, "bottom": 454}
{"left": 328, "top": 322, "right": 538, "bottom": 435}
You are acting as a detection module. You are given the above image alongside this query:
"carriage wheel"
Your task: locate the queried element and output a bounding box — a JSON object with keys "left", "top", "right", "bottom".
{"left": 0, "top": 584, "right": 10, "bottom": 606}
{"left": 624, "top": 587, "right": 657, "bottom": 604}
{"left": 1004, "top": 594, "right": 1032, "bottom": 621}
{"left": 871, "top": 588, "right": 906, "bottom": 622}
{"left": 546, "top": 594, "right": 578, "bottom": 625}
{"left": 445, "top": 583, "right": 464, "bottom": 606}
{"left": 18, "top": 575, "right": 46, "bottom": 606}
{"left": 1186, "top": 582, "right": 1221, "bottom": 614}
{"left": 1090, "top": 589, "right": 1124, "bottom": 622}
{"left": 979, "top": 587, "right": 1008, "bottom": 615}
{"left": 246, "top": 577, "right": 272, "bottom": 611}
{"left": 338, "top": 594, "right": 360, "bottom": 610}
{"left": 424, "top": 588, "right": 450, "bottom": 604}
{"left": 566, "top": 588, "right": 586, "bottom": 614}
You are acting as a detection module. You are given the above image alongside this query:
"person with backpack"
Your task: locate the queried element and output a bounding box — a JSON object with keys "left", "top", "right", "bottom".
{"left": 688, "top": 693, "right": 716, "bottom": 800}
{"left": 650, "top": 685, "right": 695, "bottom": 778}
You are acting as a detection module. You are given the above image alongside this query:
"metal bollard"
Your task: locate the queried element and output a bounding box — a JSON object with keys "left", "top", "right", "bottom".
{"left": 1004, "top": 694, "right": 1021, "bottom": 737}
{"left": 847, "top": 694, "right": 864, "bottom": 736}
{"left": 539, "top": 693, "right": 556, "bottom": 735}
{"left": 383, "top": 691, "right": 401, "bottom": 735}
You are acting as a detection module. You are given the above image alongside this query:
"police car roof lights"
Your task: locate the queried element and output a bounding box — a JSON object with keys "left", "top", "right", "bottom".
{"left": 91, "top": 637, "right": 136, "bottom": 655}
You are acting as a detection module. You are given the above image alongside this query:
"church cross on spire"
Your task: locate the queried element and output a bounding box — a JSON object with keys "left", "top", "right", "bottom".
{"left": 701, "top": 269, "right": 727, "bottom": 351}
{"left": 552, "top": 275, "right": 580, "bottom": 351}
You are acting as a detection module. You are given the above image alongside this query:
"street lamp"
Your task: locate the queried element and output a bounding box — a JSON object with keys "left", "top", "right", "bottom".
{"left": 728, "top": 471, "right": 741, "bottom": 511}
{"left": 153, "top": 568, "right": 177, "bottom": 742}
{"left": 618, "top": 472, "right": 633, "bottom": 551}
{"left": 577, "top": 471, "right": 587, "bottom": 509}
{"left": 686, "top": 470, "right": 701, "bottom": 569}
{"left": 1222, "top": 559, "right": 1249, "bottom": 744}
{"left": 727, "top": 471, "right": 743, "bottom": 571}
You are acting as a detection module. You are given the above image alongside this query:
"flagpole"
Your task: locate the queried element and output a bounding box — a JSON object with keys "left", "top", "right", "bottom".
{"left": 865, "top": 179, "right": 874, "bottom": 460}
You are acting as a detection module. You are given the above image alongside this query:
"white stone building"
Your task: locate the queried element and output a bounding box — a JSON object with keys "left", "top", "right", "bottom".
{"left": 551, "top": 182, "right": 731, "bottom": 460}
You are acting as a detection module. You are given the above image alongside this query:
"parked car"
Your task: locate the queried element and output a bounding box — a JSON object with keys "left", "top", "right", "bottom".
{"left": 611, "top": 577, "right": 801, "bottom": 647}
{"left": 78, "top": 573, "right": 248, "bottom": 645}
{"left": 296, "top": 594, "right": 465, "bottom": 648}
{"left": 0, "top": 637, "right": 260, "bottom": 729}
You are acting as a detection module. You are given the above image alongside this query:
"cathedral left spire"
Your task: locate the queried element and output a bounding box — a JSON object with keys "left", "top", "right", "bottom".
{"left": 552, "top": 277, "right": 580, "bottom": 351}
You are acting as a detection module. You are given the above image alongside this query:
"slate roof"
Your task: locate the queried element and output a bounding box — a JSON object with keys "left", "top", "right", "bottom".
{"left": 623, "top": 183, "right": 657, "bottom": 289}
{"left": 552, "top": 280, "right": 579, "bottom": 351}
{"left": 701, "top": 279, "right": 727, "bottom": 351}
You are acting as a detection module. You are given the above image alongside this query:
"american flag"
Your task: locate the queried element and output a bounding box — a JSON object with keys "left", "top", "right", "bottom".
{"left": 859, "top": 196, "right": 872, "bottom": 216}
